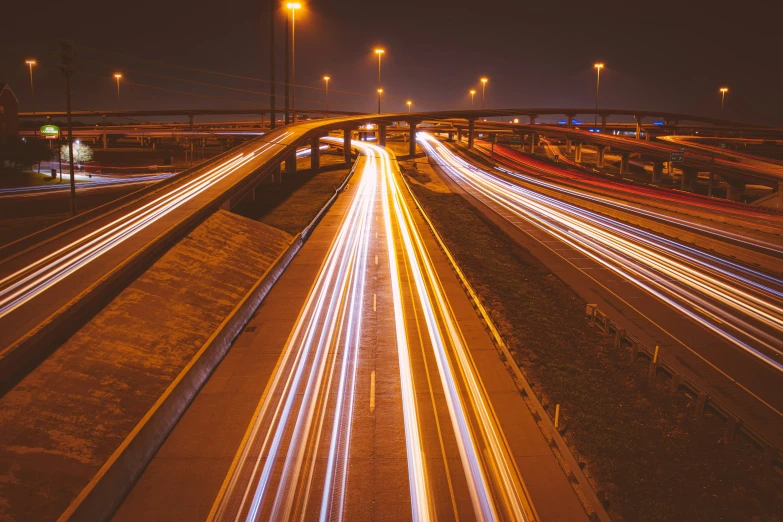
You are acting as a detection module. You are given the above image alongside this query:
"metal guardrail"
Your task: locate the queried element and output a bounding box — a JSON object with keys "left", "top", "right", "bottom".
{"left": 585, "top": 303, "right": 781, "bottom": 477}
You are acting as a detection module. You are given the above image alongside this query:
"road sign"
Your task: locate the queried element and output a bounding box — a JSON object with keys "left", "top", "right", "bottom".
{"left": 669, "top": 151, "right": 685, "bottom": 163}
{"left": 40, "top": 125, "right": 60, "bottom": 139}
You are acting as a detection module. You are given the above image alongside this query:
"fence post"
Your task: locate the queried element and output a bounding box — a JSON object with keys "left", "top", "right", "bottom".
{"left": 630, "top": 340, "right": 639, "bottom": 364}
{"left": 648, "top": 345, "right": 659, "bottom": 378}
{"left": 613, "top": 327, "right": 625, "bottom": 348}
{"left": 694, "top": 391, "right": 708, "bottom": 419}
{"left": 671, "top": 372, "right": 684, "bottom": 394}
{"left": 724, "top": 415, "right": 739, "bottom": 444}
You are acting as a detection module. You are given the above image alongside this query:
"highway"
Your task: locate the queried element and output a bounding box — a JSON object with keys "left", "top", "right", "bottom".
{"left": 209, "top": 138, "right": 537, "bottom": 521}
{"left": 417, "top": 133, "right": 783, "bottom": 447}
{"left": 479, "top": 139, "right": 783, "bottom": 256}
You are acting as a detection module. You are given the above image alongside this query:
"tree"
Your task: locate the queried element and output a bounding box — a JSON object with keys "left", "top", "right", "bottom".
{"left": 61, "top": 141, "right": 93, "bottom": 165}
{"left": 0, "top": 138, "right": 52, "bottom": 172}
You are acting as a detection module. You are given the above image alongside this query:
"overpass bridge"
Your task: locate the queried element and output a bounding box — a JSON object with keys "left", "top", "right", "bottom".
{"left": 4, "top": 107, "right": 782, "bottom": 393}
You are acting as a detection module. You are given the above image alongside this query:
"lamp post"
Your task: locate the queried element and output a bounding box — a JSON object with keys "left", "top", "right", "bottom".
{"left": 323, "top": 76, "right": 330, "bottom": 117}
{"left": 470, "top": 89, "right": 476, "bottom": 108}
{"left": 113, "top": 73, "right": 123, "bottom": 104}
{"left": 720, "top": 87, "right": 729, "bottom": 117}
{"left": 287, "top": 3, "right": 301, "bottom": 123}
{"left": 407, "top": 100, "right": 412, "bottom": 113}
{"left": 25, "top": 60, "right": 37, "bottom": 133}
{"left": 480, "top": 78, "right": 488, "bottom": 110}
{"left": 375, "top": 48, "right": 384, "bottom": 113}
{"left": 593, "top": 63, "right": 604, "bottom": 129}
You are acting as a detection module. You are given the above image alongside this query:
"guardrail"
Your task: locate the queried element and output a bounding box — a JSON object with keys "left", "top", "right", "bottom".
{"left": 585, "top": 304, "right": 781, "bottom": 477}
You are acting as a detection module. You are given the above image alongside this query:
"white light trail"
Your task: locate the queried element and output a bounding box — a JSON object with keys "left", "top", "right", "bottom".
{"left": 418, "top": 132, "right": 783, "bottom": 373}
{"left": 0, "top": 132, "right": 294, "bottom": 320}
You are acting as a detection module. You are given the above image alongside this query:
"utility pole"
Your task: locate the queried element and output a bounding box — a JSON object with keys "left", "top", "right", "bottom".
{"left": 269, "top": 0, "right": 276, "bottom": 129}
{"left": 284, "top": 12, "right": 290, "bottom": 125}
{"left": 58, "top": 41, "right": 77, "bottom": 215}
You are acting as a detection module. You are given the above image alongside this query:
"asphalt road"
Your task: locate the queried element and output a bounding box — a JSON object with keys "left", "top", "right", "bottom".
{"left": 112, "top": 141, "right": 589, "bottom": 522}
{"left": 418, "top": 133, "right": 783, "bottom": 450}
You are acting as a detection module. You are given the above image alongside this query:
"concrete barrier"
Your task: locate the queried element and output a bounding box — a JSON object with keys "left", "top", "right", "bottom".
{"left": 58, "top": 156, "right": 361, "bottom": 522}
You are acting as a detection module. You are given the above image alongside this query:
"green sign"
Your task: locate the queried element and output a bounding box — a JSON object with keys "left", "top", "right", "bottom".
{"left": 40, "top": 125, "right": 60, "bottom": 139}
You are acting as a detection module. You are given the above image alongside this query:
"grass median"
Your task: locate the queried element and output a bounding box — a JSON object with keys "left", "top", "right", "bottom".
{"left": 396, "top": 149, "right": 783, "bottom": 522}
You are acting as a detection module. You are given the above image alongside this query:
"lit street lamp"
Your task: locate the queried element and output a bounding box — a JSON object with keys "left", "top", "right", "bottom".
{"left": 323, "top": 76, "right": 330, "bottom": 117}
{"left": 25, "top": 60, "right": 37, "bottom": 132}
{"left": 720, "top": 87, "right": 729, "bottom": 117}
{"left": 480, "top": 78, "right": 488, "bottom": 110}
{"left": 375, "top": 48, "right": 385, "bottom": 113}
{"left": 407, "top": 100, "right": 412, "bottom": 113}
{"left": 470, "top": 89, "right": 476, "bottom": 108}
{"left": 113, "top": 73, "right": 123, "bottom": 104}
{"left": 287, "top": 3, "right": 301, "bottom": 123}
{"left": 593, "top": 62, "right": 604, "bottom": 129}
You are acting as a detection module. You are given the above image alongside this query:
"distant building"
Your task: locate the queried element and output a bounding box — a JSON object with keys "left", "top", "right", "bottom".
{"left": 0, "top": 83, "right": 19, "bottom": 141}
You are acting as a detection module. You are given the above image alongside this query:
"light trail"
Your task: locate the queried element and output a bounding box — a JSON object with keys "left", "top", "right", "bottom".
{"left": 419, "top": 133, "right": 783, "bottom": 374}
{"left": 479, "top": 140, "right": 783, "bottom": 256}
{"left": 211, "top": 138, "right": 536, "bottom": 521}
{"left": 0, "top": 173, "right": 177, "bottom": 198}
{"left": 0, "top": 132, "right": 294, "bottom": 320}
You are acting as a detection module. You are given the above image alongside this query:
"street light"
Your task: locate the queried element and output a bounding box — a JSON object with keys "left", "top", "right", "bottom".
{"left": 113, "top": 73, "right": 123, "bottom": 104}
{"left": 25, "top": 60, "right": 37, "bottom": 132}
{"left": 323, "top": 76, "right": 330, "bottom": 118}
{"left": 480, "top": 78, "right": 488, "bottom": 110}
{"left": 407, "top": 100, "right": 412, "bottom": 113}
{"left": 470, "top": 89, "right": 476, "bottom": 108}
{"left": 287, "top": 3, "right": 301, "bottom": 123}
{"left": 593, "top": 63, "right": 604, "bottom": 129}
{"left": 720, "top": 87, "right": 729, "bottom": 117}
{"left": 375, "top": 48, "right": 385, "bottom": 113}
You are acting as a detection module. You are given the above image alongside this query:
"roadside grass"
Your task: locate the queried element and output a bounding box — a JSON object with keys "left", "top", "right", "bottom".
{"left": 0, "top": 170, "right": 85, "bottom": 188}
{"left": 232, "top": 152, "right": 351, "bottom": 236}
{"left": 398, "top": 156, "right": 783, "bottom": 522}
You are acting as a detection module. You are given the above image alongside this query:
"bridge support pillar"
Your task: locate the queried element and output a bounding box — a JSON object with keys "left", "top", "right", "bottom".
{"left": 565, "top": 114, "right": 574, "bottom": 129}
{"left": 726, "top": 181, "right": 746, "bottom": 202}
{"left": 620, "top": 152, "right": 630, "bottom": 174}
{"left": 310, "top": 136, "right": 321, "bottom": 171}
{"left": 596, "top": 145, "right": 606, "bottom": 168}
{"left": 574, "top": 143, "right": 582, "bottom": 163}
{"left": 286, "top": 151, "right": 297, "bottom": 174}
{"left": 468, "top": 120, "right": 475, "bottom": 149}
{"left": 635, "top": 116, "right": 642, "bottom": 139}
{"left": 601, "top": 115, "right": 607, "bottom": 133}
{"left": 457, "top": 128, "right": 463, "bottom": 143}
{"left": 680, "top": 166, "right": 698, "bottom": 192}
{"left": 652, "top": 162, "right": 664, "bottom": 183}
{"left": 102, "top": 115, "right": 107, "bottom": 150}
{"left": 272, "top": 163, "right": 282, "bottom": 184}
{"left": 343, "top": 128, "right": 352, "bottom": 164}
{"left": 529, "top": 115, "right": 537, "bottom": 125}
{"left": 378, "top": 124, "right": 386, "bottom": 147}
{"left": 447, "top": 132, "right": 454, "bottom": 142}
{"left": 565, "top": 137, "right": 572, "bottom": 154}
{"left": 528, "top": 132, "right": 537, "bottom": 153}
{"left": 409, "top": 121, "right": 418, "bottom": 156}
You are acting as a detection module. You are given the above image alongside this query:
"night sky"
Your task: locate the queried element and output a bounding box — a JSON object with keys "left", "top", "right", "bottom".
{"left": 2, "top": 0, "right": 781, "bottom": 124}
